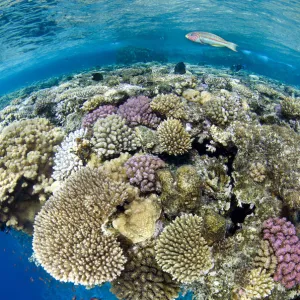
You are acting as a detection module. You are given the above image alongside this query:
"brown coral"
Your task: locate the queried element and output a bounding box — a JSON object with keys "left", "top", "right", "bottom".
{"left": 32, "top": 167, "right": 132, "bottom": 286}
{"left": 155, "top": 214, "right": 213, "bottom": 283}
{"left": 111, "top": 244, "right": 180, "bottom": 300}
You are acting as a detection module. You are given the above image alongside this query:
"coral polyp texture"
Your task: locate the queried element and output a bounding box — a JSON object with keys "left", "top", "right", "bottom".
{"left": 124, "top": 154, "right": 165, "bottom": 192}
{"left": 91, "top": 114, "right": 139, "bottom": 158}
{"left": 155, "top": 214, "right": 213, "bottom": 283}
{"left": 262, "top": 217, "right": 300, "bottom": 289}
{"left": 111, "top": 244, "right": 180, "bottom": 300}
{"left": 157, "top": 118, "right": 192, "bottom": 155}
{"left": 32, "top": 167, "right": 131, "bottom": 285}
{"left": 150, "top": 93, "right": 187, "bottom": 119}
{"left": 117, "top": 96, "right": 161, "bottom": 128}
{"left": 2, "top": 62, "right": 300, "bottom": 299}
{"left": 82, "top": 105, "right": 117, "bottom": 128}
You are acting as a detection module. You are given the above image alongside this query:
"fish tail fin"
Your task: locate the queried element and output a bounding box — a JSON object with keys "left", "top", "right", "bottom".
{"left": 226, "top": 42, "right": 238, "bottom": 52}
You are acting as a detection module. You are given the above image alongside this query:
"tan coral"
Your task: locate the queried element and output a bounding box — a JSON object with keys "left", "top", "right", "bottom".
{"left": 151, "top": 93, "right": 187, "bottom": 119}
{"left": 182, "top": 89, "right": 202, "bottom": 103}
{"left": 157, "top": 118, "right": 192, "bottom": 155}
{"left": 111, "top": 244, "right": 180, "bottom": 300}
{"left": 249, "top": 162, "right": 267, "bottom": 183}
{"left": 113, "top": 195, "right": 161, "bottom": 243}
{"left": 254, "top": 240, "right": 277, "bottom": 275}
{"left": 155, "top": 214, "right": 213, "bottom": 283}
{"left": 32, "top": 167, "right": 131, "bottom": 286}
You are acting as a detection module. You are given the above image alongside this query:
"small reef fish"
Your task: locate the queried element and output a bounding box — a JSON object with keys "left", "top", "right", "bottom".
{"left": 185, "top": 31, "right": 238, "bottom": 52}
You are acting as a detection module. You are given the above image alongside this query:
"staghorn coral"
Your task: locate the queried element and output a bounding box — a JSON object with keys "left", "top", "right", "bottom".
{"left": 124, "top": 154, "right": 165, "bottom": 192}
{"left": 151, "top": 93, "right": 187, "bottom": 119}
{"left": 158, "top": 165, "right": 202, "bottom": 216}
{"left": 92, "top": 115, "right": 140, "bottom": 158}
{"left": 234, "top": 268, "right": 275, "bottom": 300}
{"left": 32, "top": 167, "right": 133, "bottom": 286}
{"left": 82, "top": 105, "right": 117, "bottom": 128}
{"left": 52, "top": 128, "right": 89, "bottom": 181}
{"left": 254, "top": 240, "right": 277, "bottom": 275}
{"left": 111, "top": 244, "right": 180, "bottom": 300}
{"left": 155, "top": 214, "right": 213, "bottom": 283}
{"left": 157, "top": 118, "right": 192, "bottom": 155}
{"left": 117, "top": 96, "right": 161, "bottom": 128}
{"left": 262, "top": 217, "right": 300, "bottom": 289}
{"left": 0, "top": 118, "right": 64, "bottom": 230}
{"left": 112, "top": 195, "right": 161, "bottom": 243}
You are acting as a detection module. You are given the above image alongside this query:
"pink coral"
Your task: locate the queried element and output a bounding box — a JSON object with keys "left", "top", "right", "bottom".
{"left": 82, "top": 105, "right": 117, "bottom": 128}
{"left": 263, "top": 217, "right": 300, "bottom": 289}
{"left": 117, "top": 96, "right": 161, "bottom": 128}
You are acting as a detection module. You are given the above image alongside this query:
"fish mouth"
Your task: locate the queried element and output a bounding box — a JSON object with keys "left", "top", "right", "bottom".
{"left": 185, "top": 34, "right": 189, "bottom": 39}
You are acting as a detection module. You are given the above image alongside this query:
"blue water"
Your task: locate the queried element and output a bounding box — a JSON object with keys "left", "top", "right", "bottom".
{"left": 0, "top": 0, "right": 299, "bottom": 299}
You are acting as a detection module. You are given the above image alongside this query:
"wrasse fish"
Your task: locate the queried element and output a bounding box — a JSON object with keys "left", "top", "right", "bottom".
{"left": 185, "top": 31, "right": 238, "bottom": 52}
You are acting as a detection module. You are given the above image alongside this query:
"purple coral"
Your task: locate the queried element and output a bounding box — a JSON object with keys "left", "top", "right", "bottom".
{"left": 82, "top": 105, "right": 116, "bottom": 128}
{"left": 125, "top": 154, "right": 165, "bottom": 192}
{"left": 117, "top": 96, "right": 161, "bottom": 128}
{"left": 263, "top": 217, "right": 300, "bottom": 289}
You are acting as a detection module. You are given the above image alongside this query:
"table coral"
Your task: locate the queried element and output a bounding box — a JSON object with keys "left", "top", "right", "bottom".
{"left": 157, "top": 118, "right": 192, "bottom": 155}
{"left": 155, "top": 214, "right": 213, "bottom": 283}
{"left": 92, "top": 115, "right": 140, "bottom": 158}
{"left": 124, "top": 154, "right": 165, "bottom": 192}
{"left": 33, "top": 167, "right": 134, "bottom": 286}
{"left": 117, "top": 95, "right": 161, "bottom": 128}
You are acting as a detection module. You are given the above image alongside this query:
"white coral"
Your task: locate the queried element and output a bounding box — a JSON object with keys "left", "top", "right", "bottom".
{"left": 52, "top": 128, "right": 86, "bottom": 181}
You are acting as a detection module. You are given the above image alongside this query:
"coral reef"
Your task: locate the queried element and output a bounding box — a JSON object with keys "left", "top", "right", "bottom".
{"left": 124, "top": 154, "right": 165, "bottom": 192}
{"left": 117, "top": 96, "right": 161, "bottom": 128}
{"left": 155, "top": 214, "right": 213, "bottom": 283}
{"left": 1, "top": 62, "right": 300, "bottom": 299}
{"left": 92, "top": 115, "right": 140, "bottom": 158}
{"left": 111, "top": 244, "right": 180, "bottom": 300}
{"left": 157, "top": 118, "right": 192, "bottom": 155}
{"left": 82, "top": 105, "right": 117, "bottom": 128}
{"left": 150, "top": 93, "right": 187, "bottom": 119}
{"left": 262, "top": 217, "right": 300, "bottom": 289}
{"left": 32, "top": 167, "right": 133, "bottom": 285}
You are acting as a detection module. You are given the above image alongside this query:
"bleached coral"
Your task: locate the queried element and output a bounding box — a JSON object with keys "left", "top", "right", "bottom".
{"left": 52, "top": 128, "right": 88, "bottom": 181}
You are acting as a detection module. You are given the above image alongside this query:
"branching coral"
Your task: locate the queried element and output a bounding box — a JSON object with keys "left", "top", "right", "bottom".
{"left": 92, "top": 115, "right": 140, "bottom": 158}
{"left": 124, "top": 154, "right": 165, "bottom": 192}
{"left": 157, "top": 118, "right": 192, "bottom": 155}
{"left": 254, "top": 240, "right": 277, "bottom": 275}
{"left": 33, "top": 167, "right": 133, "bottom": 286}
{"left": 150, "top": 93, "right": 187, "bottom": 119}
{"left": 155, "top": 214, "right": 213, "bottom": 283}
{"left": 0, "top": 118, "right": 64, "bottom": 230}
{"left": 82, "top": 105, "right": 117, "bottom": 128}
{"left": 52, "top": 128, "right": 89, "bottom": 181}
{"left": 111, "top": 244, "right": 180, "bottom": 300}
{"left": 262, "top": 217, "right": 300, "bottom": 289}
{"left": 117, "top": 96, "right": 161, "bottom": 128}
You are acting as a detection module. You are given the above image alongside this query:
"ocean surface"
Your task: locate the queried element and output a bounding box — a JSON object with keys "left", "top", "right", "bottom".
{"left": 0, "top": 1, "right": 299, "bottom": 300}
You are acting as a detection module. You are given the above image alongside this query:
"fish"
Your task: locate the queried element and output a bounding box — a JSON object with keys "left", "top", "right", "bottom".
{"left": 185, "top": 32, "right": 238, "bottom": 52}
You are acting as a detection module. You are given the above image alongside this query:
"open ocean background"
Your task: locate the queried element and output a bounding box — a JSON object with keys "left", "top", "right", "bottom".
{"left": 0, "top": 0, "right": 299, "bottom": 299}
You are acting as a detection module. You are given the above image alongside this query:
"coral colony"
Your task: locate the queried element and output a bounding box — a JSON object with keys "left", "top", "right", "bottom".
{"left": 1, "top": 61, "right": 300, "bottom": 299}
